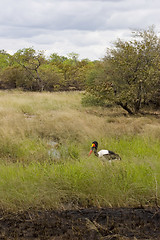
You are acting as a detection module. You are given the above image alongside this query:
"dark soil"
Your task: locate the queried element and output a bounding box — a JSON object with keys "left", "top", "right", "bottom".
{"left": 0, "top": 207, "right": 160, "bottom": 240}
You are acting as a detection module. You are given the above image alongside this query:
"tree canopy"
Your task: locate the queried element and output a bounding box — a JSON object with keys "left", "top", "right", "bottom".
{"left": 84, "top": 26, "right": 160, "bottom": 114}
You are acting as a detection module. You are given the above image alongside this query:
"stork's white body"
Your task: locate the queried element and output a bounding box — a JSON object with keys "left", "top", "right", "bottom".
{"left": 97, "top": 150, "right": 109, "bottom": 158}
{"left": 97, "top": 149, "right": 121, "bottom": 161}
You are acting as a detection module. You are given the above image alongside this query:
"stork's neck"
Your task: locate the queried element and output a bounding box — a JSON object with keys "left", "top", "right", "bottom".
{"left": 94, "top": 149, "right": 98, "bottom": 157}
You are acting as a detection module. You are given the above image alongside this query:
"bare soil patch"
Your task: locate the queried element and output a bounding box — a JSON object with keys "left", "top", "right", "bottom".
{"left": 0, "top": 207, "right": 160, "bottom": 240}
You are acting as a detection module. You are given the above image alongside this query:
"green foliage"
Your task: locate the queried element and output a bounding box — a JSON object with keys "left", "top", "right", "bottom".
{"left": 49, "top": 52, "right": 90, "bottom": 91}
{"left": 0, "top": 66, "right": 31, "bottom": 90}
{"left": 82, "top": 93, "right": 106, "bottom": 107}
{"left": 82, "top": 62, "right": 112, "bottom": 106}
{"left": 38, "top": 64, "right": 65, "bottom": 91}
{"left": 12, "top": 48, "right": 46, "bottom": 91}
{"left": 0, "top": 50, "right": 11, "bottom": 69}
{"left": 108, "top": 26, "right": 160, "bottom": 113}
{"left": 0, "top": 48, "right": 91, "bottom": 92}
{"left": 84, "top": 26, "right": 160, "bottom": 113}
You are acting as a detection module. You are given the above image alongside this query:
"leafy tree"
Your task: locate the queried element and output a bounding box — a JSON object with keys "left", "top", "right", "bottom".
{"left": 84, "top": 26, "right": 160, "bottom": 114}
{"left": 13, "top": 48, "right": 46, "bottom": 91}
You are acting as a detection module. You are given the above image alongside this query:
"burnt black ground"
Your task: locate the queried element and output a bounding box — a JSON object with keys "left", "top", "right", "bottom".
{"left": 0, "top": 207, "right": 160, "bottom": 239}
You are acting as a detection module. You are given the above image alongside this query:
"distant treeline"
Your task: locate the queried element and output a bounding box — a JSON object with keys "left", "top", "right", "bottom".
{"left": 0, "top": 49, "right": 93, "bottom": 92}
{"left": 0, "top": 26, "right": 160, "bottom": 114}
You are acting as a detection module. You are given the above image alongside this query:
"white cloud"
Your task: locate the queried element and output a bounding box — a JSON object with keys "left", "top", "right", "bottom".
{"left": 0, "top": 0, "right": 160, "bottom": 60}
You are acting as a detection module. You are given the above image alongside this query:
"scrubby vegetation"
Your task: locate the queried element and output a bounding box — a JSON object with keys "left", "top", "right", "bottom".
{"left": 0, "top": 90, "right": 159, "bottom": 211}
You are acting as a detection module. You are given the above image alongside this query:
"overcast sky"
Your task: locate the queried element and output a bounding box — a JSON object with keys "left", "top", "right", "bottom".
{"left": 0, "top": 0, "right": 160, "bottom": 60}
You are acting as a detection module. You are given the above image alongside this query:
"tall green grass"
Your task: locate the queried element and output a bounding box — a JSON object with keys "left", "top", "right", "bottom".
{"left": 0, "top": 135, "right": 159, "bottom": 211}
{"left": 0, "top": 155, "right": 158, "bottom": 211}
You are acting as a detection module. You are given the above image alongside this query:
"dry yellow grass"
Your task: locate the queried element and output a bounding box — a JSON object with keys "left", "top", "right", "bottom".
{"left": 0, "top": 90, "right": 159, "bottom": 144}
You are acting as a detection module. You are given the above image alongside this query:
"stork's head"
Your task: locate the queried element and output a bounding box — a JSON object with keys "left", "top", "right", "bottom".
{"left": 88, "top": 141, "right": 98, "bottom": 156}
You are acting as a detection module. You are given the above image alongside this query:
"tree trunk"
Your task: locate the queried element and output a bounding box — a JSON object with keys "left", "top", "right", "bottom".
{"left": 134, "top": 81, "right": 142, "bottom": 113}
{"left": 116, "top": 101, "right": 134, "bottom": 115}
